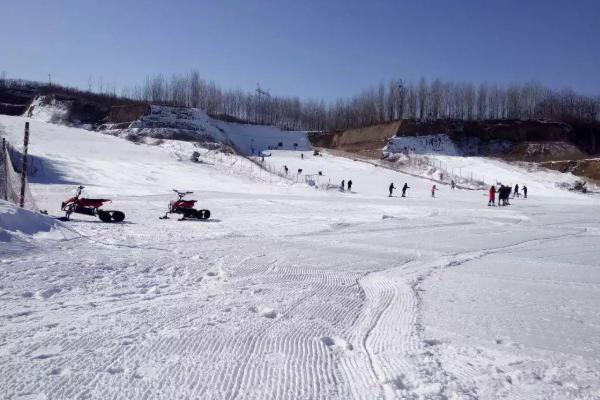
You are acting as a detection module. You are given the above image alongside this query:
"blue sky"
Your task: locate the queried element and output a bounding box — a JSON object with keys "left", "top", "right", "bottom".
{"left": 1, "top": 0, "right": 599, "bottom": 100}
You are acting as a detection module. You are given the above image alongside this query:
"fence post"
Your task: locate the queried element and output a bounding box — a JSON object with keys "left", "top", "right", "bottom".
{"left": 2, "top": 137, "right": 7, "bottom": 201}
{"left": 19, "top": 122, "right": 30, "bottom": 208}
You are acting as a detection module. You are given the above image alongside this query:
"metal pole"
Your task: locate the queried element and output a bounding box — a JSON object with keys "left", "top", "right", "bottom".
{"left": 19, "top": 122, "right": 30, "bottom": 208}
{"left": 2, "top": 138, "right": 7, "bottom": 201}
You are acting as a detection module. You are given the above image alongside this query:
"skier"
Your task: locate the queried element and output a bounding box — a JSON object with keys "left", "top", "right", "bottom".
{"left": 523, "top": 185, "right": 528, "bottom": 198}
{"left": 451, "top": 180, "right": 456, "bottom": 190}
{"left": 347, "top": 180, "right": 353, "bottom": 191}
{"left": 488, "top": 185, "right": 496, "bottom": 206}
{"left": 284, "top": 165, "right": 288, "bottom": 175}
{"left": 301, "top": 153, "right": 304, "bottom": 159}
{"left": 514, "top": 184, "right": 519, "bottom": 198}
{"left": 402, "top": 182, "right": 410, "bottom": 197}
{"left": 389, "top": 182, "right": 395, "bottom": 197}
{"left": 431, "top": 185, "right": 438, "bottom": 197}
{"left": 341, "top": 180, "right": 345, "bottom": 191}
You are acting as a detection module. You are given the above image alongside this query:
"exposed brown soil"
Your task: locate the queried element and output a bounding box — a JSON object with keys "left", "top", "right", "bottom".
{"left": 540, "top": 159, "right": 600, "bottom": 182}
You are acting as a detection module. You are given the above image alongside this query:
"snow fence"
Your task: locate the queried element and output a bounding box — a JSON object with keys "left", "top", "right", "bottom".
{"left": 1, "top": 138, "right": 37, "bottom": 211}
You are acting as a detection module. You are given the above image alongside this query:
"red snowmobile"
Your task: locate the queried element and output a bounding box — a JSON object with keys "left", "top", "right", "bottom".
{"left": 60, "top": 186, "right": 125, "bottom": 222}
{"left": 160, "top": 190, "right": 211, "bottom": 220}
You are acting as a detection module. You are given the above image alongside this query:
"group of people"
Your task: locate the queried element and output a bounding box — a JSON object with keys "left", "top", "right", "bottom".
{"left": 488, "top": 183, "right": 528, "bottom": 206}
{"left": 389, "top": 182, "right": 410, "bottom": 197}
{"left": 341, "top": 180, "right": 353, "bottom": 191}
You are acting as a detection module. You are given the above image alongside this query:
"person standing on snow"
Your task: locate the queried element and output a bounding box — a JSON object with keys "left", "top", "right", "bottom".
{"left": 488, "top": 185, "right": 496, "bottom": 206}
{"left": 347, "top": 180, "right": 353, "bottom": 191}
{"left": 341, "top": 180, "right": 345, "bottom": 191}
{"left": 431, "top": 185, "right": 438, "bottom": 197}
{"left": 514, "top": 184, "right": 519, "bottom": 198}
{"left": 389, "top": 183, "right": 395, "bottom": 197}
{"left": 523, "top": 185, "right": 528, "bottom": 198}
{"left": 402, "top": 183, "right": 410, "bottom": 197}
{"left": 451, "top": 180, "right": 456, "bottom": 190}
{"left": 284, "top": 165, "right": 288, "bottom": 175}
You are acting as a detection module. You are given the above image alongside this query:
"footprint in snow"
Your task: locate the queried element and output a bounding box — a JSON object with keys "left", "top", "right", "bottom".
{"left": 321, "top": 336, "right": 353, "bottom": 351}
{"left": 250, "top": 305, "right": 278, "bottom": 319}
{"left": 423, "top": 338, "right": 443, "bottom": 347}
{"left": 107, "top": 367, "right": 124, "bottom": 375}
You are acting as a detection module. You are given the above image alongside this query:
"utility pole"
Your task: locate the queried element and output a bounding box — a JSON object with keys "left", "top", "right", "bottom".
{"left": 48, "top": 73, "right": 52, "bottom": 86}
{"left": 19, "top": 122, "right": 30, "bottom": 208}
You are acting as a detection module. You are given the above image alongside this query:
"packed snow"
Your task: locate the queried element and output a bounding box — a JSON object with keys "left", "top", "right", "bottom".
{"left": 105, "top": 104, "right": 311, "bottom": 155}
{"left": 384, "top": 134, "right": 511, "bottom": 157}
{"left": 24, "top": 96, "right": 72, "bottom": 124}
{"left": 1, "top": 114, "right": 600, "bottom": 399}
{"left": 381, "top": 134, "right": 592, "bottom": 193}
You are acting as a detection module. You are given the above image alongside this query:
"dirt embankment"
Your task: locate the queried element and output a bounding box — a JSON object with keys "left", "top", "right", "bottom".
{"left": 310, "top": 119, "right": 600, "bottom": 161}
{"left": 309, "top": 120, "right": 403, "bottom": 158}
{"left": 0, "top": 84, "right": 142, "bottom": 126}
{"left": 540, "top": 159, "right": 600, "bottom": 183}
{"left": 0, "top": 87, "right": 36, "bottom": 116}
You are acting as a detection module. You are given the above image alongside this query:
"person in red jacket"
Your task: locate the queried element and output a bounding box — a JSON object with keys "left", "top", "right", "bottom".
{"left": 488, "top": 185, "right": 496, "bottom": 206}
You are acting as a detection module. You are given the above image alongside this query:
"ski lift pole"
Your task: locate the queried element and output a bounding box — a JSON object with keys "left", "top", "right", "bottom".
{"left": 2, "top": 137, "right": 7, "bottom": 201}
{"left": 19, "top": 122, "right": 30, "bottom": 208}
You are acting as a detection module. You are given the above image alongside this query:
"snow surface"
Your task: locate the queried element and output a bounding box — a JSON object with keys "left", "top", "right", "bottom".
{"left": 382, "top": 134, "right": 591, "bottom": 195}
{"left": 1, "top": 114, "right": 600, "bottom": 399}
{"left": 107, "top": 105, "right": 311, "bottom": 156}
{"left": 24, "top": 96, "right": 71, "bottom": 124}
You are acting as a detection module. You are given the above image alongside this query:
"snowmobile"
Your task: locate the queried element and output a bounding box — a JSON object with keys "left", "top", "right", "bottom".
{"left": 160, "top": 190, "right": 211, "bottom": 220}
{"left": 60, "top": 186, "right": 125, "bottom": 222}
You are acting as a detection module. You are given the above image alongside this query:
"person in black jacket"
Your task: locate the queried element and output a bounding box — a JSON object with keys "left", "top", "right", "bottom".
{"left": 402, "top": 183, "right": 410, "bottom": 197}
{"left": 389, "top": 183, "right": 395, "bottom": 197}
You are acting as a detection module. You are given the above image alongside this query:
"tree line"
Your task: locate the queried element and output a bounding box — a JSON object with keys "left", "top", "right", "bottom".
{"left": 2, "top": 70, "right": 599, "bottom": 131}
{"left": 121, "top": 73, "right": 600, "bottom": 130}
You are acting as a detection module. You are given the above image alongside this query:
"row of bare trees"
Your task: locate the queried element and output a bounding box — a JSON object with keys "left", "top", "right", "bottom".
{"left": 119, "top": 72, "right": 600, "bottom": 130}
{"left": 1, "top": 70, "right": 599, "bottom": 131}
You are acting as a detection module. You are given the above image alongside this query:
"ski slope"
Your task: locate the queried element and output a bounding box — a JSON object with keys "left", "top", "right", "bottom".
{"left": 1, "top": 114, "right": 600, "bottom": 399}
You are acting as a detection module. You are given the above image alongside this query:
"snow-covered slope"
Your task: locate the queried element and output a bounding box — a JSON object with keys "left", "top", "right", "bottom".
{"left": 382, "top": 134, "right": 591, "bottom": 195}
{"left": 0, "top": 200, "right": 62, "bottom": 242}
{"left": 24, "top": 96, "right": 72, "bottom": 124}
{"left": 1, "top": 114, "right": 600, "bottom": 399}
{"left": 105, "top": 105, "right": 311, "bottom": 155}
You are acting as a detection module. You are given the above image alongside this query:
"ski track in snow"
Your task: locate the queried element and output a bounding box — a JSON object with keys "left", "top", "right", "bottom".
{"left": 2, "top": 114, "right": 600, "bottom": 399}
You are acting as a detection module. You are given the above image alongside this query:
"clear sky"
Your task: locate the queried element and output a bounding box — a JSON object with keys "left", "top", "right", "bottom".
{"left": 1, "top": 0, "right": 599, "bottom": 101}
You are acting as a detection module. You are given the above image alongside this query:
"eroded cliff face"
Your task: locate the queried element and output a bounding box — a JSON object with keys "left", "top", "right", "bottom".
{"left": 541, "top": 159, "right": 600, "bottom": 183}
{"left": 309, "top": 119, "right": 600, "bottom": 161}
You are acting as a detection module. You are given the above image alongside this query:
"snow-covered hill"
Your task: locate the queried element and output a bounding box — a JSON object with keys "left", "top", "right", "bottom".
{"left": 1, "top": 114, "right": 600, "bottom": 399}
{"left": 102, "top": 104, "right": 311, "bottom": 156}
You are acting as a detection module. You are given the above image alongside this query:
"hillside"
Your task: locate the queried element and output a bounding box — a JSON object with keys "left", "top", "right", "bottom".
{"left": 312, "top": 118, "right": 600, "bottom": 161}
